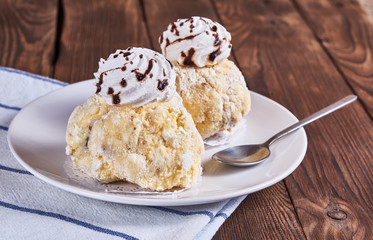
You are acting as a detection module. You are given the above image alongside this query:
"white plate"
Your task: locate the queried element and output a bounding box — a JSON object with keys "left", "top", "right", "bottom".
{"left": 8, "top": 80, "right": 307, "bottom": 206}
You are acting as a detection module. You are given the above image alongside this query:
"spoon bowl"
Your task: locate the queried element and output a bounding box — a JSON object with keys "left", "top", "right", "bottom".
{"left": 213, "top": 144, "right": 270, "bottom": 166}
{"left": 212, "top": 95, "right": 357, "bottom": 167}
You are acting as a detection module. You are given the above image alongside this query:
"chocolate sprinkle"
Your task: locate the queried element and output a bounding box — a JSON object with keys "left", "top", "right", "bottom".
{"left": 107, "top": 87, "right": 114, "bottom": 95}
{"left": 189, "top": 24, "right": 195, "bottom": 33}
{"left": 112, "top": 93, "right": 121, "bottom": 104}
{"left": 211, "top": 25, "right": 217, "bottom": 32}
{"left": 213, "top": 33, "right": 221, "bottom": 46}
{"left": 120, "top": 78, "right": 127, "bottom": 87}
{"left": 114, "top": 54, "right": 118, "bottom": 58}
{"left": 183, "top": 48, "right": 196, "bottom": 65}
{"left": 96, "top": 73, "right": 104, "bottom": 93}
{"left": 170, "top": 23, "right": 180, "bottom": 36}
{"left": 157, "top": 79, "right": 168, "bottom": 91}
{"left": 135, "top": 59, "right": 154, "bottom": 82}
{"left": 136, "top": 73, "right": 146, "bottom": 81}
{"left": 209, "top": 48, "right": 221, "bottom": 62}
{"left": 121, "top": 66, "right": 126, "bottom": 71}
{"left": 139, "top": 54, "right": 143, "bottom": 59}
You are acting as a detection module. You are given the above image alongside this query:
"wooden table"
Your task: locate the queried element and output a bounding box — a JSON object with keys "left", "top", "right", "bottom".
{"left": 1, "top": 0, "right": 372, "bottom": 238}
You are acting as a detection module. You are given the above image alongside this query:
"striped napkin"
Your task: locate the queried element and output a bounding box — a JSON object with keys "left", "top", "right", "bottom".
{"left": 0, "top": 67, "right": 246, "bottom": 240}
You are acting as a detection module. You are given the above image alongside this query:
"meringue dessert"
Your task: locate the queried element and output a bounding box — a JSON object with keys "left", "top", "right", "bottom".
{"left": 65, "top": 47, "right": 204, "bottom": 191}
{"left": 159, "top": 17, "right": 251, "bottom": 140}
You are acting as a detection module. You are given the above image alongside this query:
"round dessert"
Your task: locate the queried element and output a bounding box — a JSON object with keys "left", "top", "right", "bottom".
{"left": 159, "top": 17, "right": 251, "bottom": 140}
{"left": 65, "top": 48, "right": 204, "bottom": 191}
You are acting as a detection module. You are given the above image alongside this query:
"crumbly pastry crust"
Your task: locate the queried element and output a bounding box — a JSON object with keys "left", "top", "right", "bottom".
{"left": 174, "top": 59, "right": 251, "bottom": 139}
{"left": 66, "top": 94, "right": 203, "bottom": 191}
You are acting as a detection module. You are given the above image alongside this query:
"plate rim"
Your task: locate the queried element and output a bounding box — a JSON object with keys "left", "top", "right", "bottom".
{"left": 7, "top": 80, "right": 308, "bottom": 206}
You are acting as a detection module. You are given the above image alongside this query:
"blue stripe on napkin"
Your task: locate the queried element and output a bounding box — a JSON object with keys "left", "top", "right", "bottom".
{"left": 0, "top": 67, "right": 67, "bottom": 86}
{"left": 150, "top": 206, "right": 215, "bottom": 221}
{"left": 0, "top": 165, "right": 32, "bottom": 175}
{"left": 0, "top": 201, "right": 138, "bottom": 240}
{"left": 0, "top": 103, "right": 21, "bottom": 111}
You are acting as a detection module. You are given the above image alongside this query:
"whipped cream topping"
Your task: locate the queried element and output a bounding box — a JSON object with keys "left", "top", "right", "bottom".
{"left": 94, "top": 48, "right": 176, "bottom": 106}
{"left": 159, "top": 16, "right": 232, "bottom": 67}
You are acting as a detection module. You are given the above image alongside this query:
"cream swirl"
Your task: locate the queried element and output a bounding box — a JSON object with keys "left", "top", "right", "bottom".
{"left": 93, "top": 48, "right": 176, "bottom": 106}
{"left": 159, "top": 16, "right": 232, "bottom": 67}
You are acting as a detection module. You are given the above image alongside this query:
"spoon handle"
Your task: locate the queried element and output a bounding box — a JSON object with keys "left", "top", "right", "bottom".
{"left": 265, "top": 95, "right": 357, "bottom": 146}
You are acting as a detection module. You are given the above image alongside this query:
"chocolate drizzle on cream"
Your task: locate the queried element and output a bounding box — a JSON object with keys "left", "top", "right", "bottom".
{"left": 106, "top": 87, "right": 121, "bottom": 105}
{"left": 183, "top": 48, "right": 196, "bottom": 65}
{"left": 93, "top": 48, "right": 176, "bottom": 106}
{"left": 160, "top": 16, "right": 232, "bottom": 67}
{"left": 170, "top": 23, "right": 180, "bottom": 36}
{"left": 209, "top": 49, "right": 221, "bottom": 62}
{"left": 96, "top": 77, "right": 103, "bottom": 93}
{"left": 133, "top": 59, "right": 154, "bottom": 82}
{"left": 112, "top": 93, "right": 121, "bottom": 104}
{"left": 213, "top": 33, "right": 221, "bottom": 46}
{"left": 107, "top": 87, "right": 114, "bottom": 94}
{"left": 165, "top": 38, "right": 171, "bottom": 47}
{"left": 157, "top": 79, "right": 168, "bottom": 91}
{"left": 120, "top": 78, "right": 127, "bottom": 87}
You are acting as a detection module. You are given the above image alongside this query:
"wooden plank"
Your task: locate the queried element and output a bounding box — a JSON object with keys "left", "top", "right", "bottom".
{"left": 214, "top": 184, "right": 305, "bottom": 239}
{"left": 213, "top": 0, "right": 373, "bottom": 238}
{"left": 358, "top": 0, "right": 373, "bottom": 18}
{"left": 0, "top": 0, "right": 58, "bottom": 76}
{"left": 292, "top": 0, "right": 373, "bottom": 117}
{"left": 53, "top": 0, "right": 150, "bottom": 83}
{"left": 143, "top": 1, "right": 306, "bottom": 239}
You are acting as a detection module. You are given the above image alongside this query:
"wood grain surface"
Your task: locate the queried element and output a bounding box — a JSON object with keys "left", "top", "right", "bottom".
{"left": 214, "top": 184, "right": 306, "bottom": 239}
{"left": 144, "top": 1, "right": 306, "bottom": 239}
{"left": 1, "top": 0, "right": 372, "bottom": 239}
{"left": 212, "top": 0, "right": 373, "bottom": 238}
{"left": 292, "top": 0, "right": 373, "bottom": 117}
{"left": 53, "top": 0, "right": 150, "bottom": 82}
{"left": 358, "top": 0, "right": 373, "bottom": 18}
{"left": 0, "top": 0, "right": 58, "bottom": 76}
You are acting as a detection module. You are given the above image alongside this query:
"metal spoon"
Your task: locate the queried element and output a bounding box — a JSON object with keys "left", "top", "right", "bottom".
{"left": 212, "top": 95, "right": 357, "bottom": 166}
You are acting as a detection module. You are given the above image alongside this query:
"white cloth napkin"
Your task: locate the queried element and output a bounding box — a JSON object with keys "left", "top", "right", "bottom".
{"left": 0, "top": 67, "right": 246, "bottom": 240}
